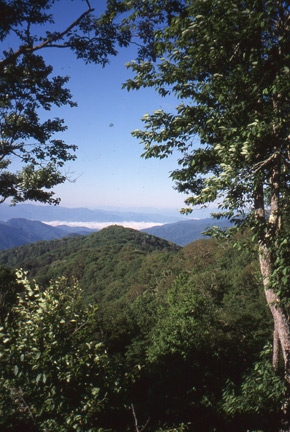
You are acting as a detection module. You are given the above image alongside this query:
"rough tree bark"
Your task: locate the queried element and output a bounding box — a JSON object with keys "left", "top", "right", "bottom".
{"left": 255, "top": 156, "right": 290, "bottom": 431}
{"left": 259, "top": 246, "right": 290, "bottom": 379}
{"left": 273, "top": 322, "right": 280, "bottom": 371}
{"left": 259, "top": 245, "right": 290, "bottom": 432}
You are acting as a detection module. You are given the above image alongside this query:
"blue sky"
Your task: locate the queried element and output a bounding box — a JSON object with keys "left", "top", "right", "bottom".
{"left": 3, "top": 0, "right": 208, "bottom": 216}
{"left": 38, "top": 0, "right": 194, "bottom": 211}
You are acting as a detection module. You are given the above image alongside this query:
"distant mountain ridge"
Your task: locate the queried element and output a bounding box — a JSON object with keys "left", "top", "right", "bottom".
{"left": 0, "top": 219, "right": 97, "bottom": 250}
{"left": 142, "top": 218, "right": 232, "bottom": 246}
{"left": 0, "top": 217, "right": 232, "bottom": 250}
{"left": 0, "top": 203, "right": 180, "bottom": 223}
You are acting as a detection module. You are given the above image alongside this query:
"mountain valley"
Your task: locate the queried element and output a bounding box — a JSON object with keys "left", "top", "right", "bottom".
{"left": 0, "top": 224, "right": 278, "bottom": 431}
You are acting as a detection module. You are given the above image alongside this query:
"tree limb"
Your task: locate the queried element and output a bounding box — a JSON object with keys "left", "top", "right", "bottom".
{"left": 71, "top": 319, "right": 89, "bottom": 336}
{"left": 251, "top": 151, "right": 280, "bottom": 175}
{"left": 131, "top": 403, "right": 150, "bottom": 432}
{"left": 0, "top": 5, "right": 94, "bottom": 70}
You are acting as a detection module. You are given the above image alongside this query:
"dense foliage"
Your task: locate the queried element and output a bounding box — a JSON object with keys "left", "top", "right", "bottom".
{"left": 0, "top": 226, "right": 181, "bottom": 303}
{"left": 0, "top": 273, "right": 116, "bottom": 432}
{"left": 0, "top": 226, "right": 285, "bottom": 431}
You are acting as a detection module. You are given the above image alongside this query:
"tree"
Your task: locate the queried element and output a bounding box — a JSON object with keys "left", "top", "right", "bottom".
{"left": 0, "top": 0, "right": 130, "bottom": 204}
{"left": 102, "top": 0, "right": 290, "bottom": 428}
{"left": 0, "top": 272, "right": 115, "bottom": 431}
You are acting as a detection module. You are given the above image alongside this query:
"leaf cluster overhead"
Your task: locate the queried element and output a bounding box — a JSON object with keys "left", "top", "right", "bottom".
{"left": 100, "top": 3, "right": 290, "bottom": 420}
{"left": 0, "top": 0, "right": 131, "bottom": 204}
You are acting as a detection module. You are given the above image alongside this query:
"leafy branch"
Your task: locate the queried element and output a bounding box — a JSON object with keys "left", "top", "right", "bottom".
{"left": 0, "top": 1, "right": 94, "bottom": 71}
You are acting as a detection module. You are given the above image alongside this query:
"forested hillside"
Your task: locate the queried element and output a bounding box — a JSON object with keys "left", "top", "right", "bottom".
{"left": 0, "top": 226, "right": 180, "bottom": 303}
{"left": 0, "top": 226, "right": 283, "bottom": 431}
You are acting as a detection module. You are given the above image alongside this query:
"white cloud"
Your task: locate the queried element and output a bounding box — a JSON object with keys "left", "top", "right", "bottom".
{"left": 43, "top": 221, "right": 164, "bottom": 231}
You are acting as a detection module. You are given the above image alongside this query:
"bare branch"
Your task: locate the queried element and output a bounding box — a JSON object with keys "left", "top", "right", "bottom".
{"left": 10, "top": 387, "right": 36, "bottom": 423}
{"left": 131, "top": 403, "right": 139, "bottom": 432}
{"left": 140, "top": 417, "right": 151, "bottom": 432}
{"left": 41, "top": 43, "right": 70, "bottom": 49}
{"left": 20, "top": 393, "right": 35, "bottom": 422}
{"left": 11, "top": 27, "right": 26, "bottom": 42}
{"left": 251, "top": 151, "right": 280, "bottom": 175}
{"left": 131, "top": 404, "right": 150, "bottom": 432}
{"left": 72, "top": 319, "right": 89, "bottom": 336}
{"left": 229, "top": 41, "right": 241, "bottom": 62}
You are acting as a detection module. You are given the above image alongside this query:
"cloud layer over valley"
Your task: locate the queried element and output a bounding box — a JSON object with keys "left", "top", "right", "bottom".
{"left": 45, "top": 221, "right": 164, "bottom": 231}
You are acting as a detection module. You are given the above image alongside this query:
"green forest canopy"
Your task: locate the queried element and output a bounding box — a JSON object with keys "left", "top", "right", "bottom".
{"left": 0, "top": 225, "right": 283, "bottom": 431}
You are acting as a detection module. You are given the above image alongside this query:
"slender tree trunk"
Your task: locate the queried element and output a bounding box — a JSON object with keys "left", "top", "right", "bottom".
{"left": 273, "top": 321, "right": 280, "bottom": 371}
{"left": 259, "top": 246, "right": 290, "bottom": 381}
{"left": 258, "top": 245, "right": 290, "bottom": 432}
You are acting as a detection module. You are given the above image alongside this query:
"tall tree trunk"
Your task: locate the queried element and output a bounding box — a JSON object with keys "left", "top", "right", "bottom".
{"left": 255, "top": 153, "right": 290, "bottom": 430}
{"left": 258, "top": 245, "right": 290, "bottom": 432}
{"left": 259, "top": 245, "right": 290, "bottom": 381}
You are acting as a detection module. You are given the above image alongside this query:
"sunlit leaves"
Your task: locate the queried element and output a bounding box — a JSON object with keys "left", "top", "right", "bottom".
{"left": 113, "top": 0, "right": 290, "bottom": 223}
{"left": 0, "top": 272, "right": 113, "bottom": 431}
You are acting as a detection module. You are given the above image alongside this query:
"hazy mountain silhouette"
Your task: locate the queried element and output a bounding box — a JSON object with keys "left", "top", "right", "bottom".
{"left": 142, "top": 218, "right": 232, "bottom": 246}
{"left": 0, "top": 219, "right": 97, "bottom": 250}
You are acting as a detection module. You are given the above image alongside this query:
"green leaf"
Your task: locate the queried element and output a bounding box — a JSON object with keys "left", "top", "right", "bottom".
{"left": 36, "top": 373, "right": 42, "bottom": 384}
